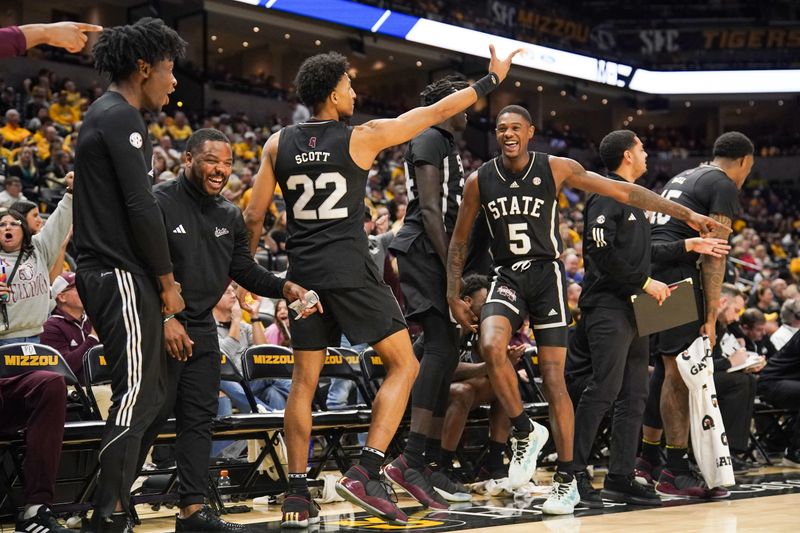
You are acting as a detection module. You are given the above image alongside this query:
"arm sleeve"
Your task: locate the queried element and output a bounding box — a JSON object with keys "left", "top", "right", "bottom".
{"left": 650, "top": 240, "right": 687, "bottom": 265}
{"left": 101, "top": 105, "right": 172, "bottom": 276}
{"left": 0, "top": 27, "right": 26, "bottom": 58}
{"left": 584, "top": 196, "right": 648, "bottom": 288}
{"left": 32, "top": 193, "right": 72, "bottom": 269}
{"left": 229, "top": 213, "right": 286, "bottom": 298}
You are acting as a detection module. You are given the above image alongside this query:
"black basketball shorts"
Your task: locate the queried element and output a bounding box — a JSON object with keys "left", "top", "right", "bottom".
{"left": 290, "top": 259, "right": 407, "bottom": 351}
{"left": 651, "top": 261, "right": 705, "bottom": 357}
{"left": 481, "top": 259, "right": 569, "bottom": 347}
{"left": 396, "top": 235, "right": 449, "bottom": 320}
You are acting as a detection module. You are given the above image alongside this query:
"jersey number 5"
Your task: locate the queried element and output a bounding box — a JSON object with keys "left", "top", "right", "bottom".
{"left": 287, "top": 172, "right": 348, "bottom": 220}
{"left": 649, "top": 189, "right": 683, "bottom": 225}
{"left": 508, "top": 222, "right": 532, "bottom": 255}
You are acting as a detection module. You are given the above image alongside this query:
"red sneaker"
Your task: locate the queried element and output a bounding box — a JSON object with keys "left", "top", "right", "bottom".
{"left": 335, "top": 465, "right": 409, "bottom": 525}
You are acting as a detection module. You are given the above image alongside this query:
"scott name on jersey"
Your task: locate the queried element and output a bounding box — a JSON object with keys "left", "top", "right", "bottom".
{"left": 294, "top": 151, "right": 332, "bottom": 165}
{"left": 486, "top": 195, "right": 546, "bottom": 220}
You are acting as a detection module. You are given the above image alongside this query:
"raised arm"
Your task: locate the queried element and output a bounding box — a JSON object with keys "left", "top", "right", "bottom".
{"left": 447, "top": 172, "right": 481, "bottom": 330}
{"left": 552, "top": 156, "right": 728, "bottom": 237}
{"left": 243, "top": 131, "right": 280, "bottom": 254}
{"left": 349, "top": 45, "right": 522, "bottom": 169}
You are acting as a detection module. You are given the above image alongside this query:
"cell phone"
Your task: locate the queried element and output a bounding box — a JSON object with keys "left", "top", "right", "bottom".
{"left": 289, "top": 290, "right": 319, "bottom": 319}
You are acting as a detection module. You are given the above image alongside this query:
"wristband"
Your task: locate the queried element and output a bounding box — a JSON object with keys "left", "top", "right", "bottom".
{"left": 472, "top": 72, "right": 500, "bottom": 99}
{"left": 642, "top": 277, "right": 652, "bottom": 290}
{"left": 163, "top": 314, "right": 175, "bottom": 324}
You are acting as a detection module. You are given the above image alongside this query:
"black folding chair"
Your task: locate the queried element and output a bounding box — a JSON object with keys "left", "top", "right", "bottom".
{"left": 359, "top": 348, "right": 407, "bottom": 456}
{"left": 220, "top": 350, "right": 259, "bottom": 413}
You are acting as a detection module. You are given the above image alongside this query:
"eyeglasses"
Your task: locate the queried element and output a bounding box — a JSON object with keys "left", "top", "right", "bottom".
{"left": 0, "top": 221, "right": 22, "bottom": 229}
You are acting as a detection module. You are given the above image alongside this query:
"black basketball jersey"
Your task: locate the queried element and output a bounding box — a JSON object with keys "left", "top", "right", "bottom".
{"left": 477, "top": 152, "right": 561, "bottom": 267}
{"left": 650, "top": 164, "right": 740, "bottom": 265}
{"left": 273, "top": 119, "right": 370, "bottom": 288}
{"left": 392, "top": 127, "right": 464, "bottom": 253}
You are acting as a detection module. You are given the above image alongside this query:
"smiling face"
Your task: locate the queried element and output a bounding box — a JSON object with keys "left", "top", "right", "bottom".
{"left": 140, "top": 58, "right": 177, "bottom": 113}
{"left": 186, "top": 140, "right": 233, "bottom": 195}
{"left": 0, "top": 214, "right": 24, "bottom": 252}
{"left": 495, "top": 112, "right": 534, "bottom": 160}
{"left": 275, "top": 299, "right": 289, "bottom": 322}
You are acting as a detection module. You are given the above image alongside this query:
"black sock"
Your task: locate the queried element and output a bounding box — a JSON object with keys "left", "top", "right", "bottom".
{"left": 666, "top": 446, "right": 690, "bottom": 474}
{"left": 441, "top": 449, "right": 456, "bottom": 471}
{"left": 425, "top": 438, "right": 442, "bottom": 468}
{"left": 510, "top": 412, "right": 533, "bottom": 435}
{"left": 486, "top": 440, "right": 506, "bottom": 470}
{"left": 359, "top": 447, "right": 385, "bottom": 479}
{"left": 287, "top": 473, "right": 309, "bottom": 496}
{"left": 402, "top": 431, "right": 426, "bottom": 468}
{"left": 641, "top": 438, "right": 662, "bottom": 465}
{"left": 556, "top": 460, "right": 574, "bottom": 481}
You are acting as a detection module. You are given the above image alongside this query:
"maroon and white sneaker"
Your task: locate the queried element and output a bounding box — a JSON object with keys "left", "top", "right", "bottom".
{"left": 281, "top": 494, "right": 320, "bottom": 528}
{"left": 708, "top": 486, "right": 730, "bottom": 499}
{"left": 634, "top": 456, "right": 657, "bottom": 486}
{"left": 335, "top": 465, "right": 409, "bottom": 525}
{"left": 383, "top": 456, "right": 449, "bottom": 510}
{"left": 655, "top": 468, "right": 708, "bottom": 499}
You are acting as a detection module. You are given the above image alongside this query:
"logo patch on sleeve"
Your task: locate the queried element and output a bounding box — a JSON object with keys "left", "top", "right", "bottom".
{"left": 129, "top": 132, "right": 143, "bottom": 148}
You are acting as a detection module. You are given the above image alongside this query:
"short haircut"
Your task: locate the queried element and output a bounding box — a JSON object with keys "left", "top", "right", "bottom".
{"left": 186, "top": 128, "right": 230, "bottom": 155}
{"left": 721, "top": 283, "right": 744, "bottom": 300}
{"left": 93, "top": 18, "right": 186, "bottom": 83}
{"left": 740, "top": 307, "right": 766, "bottom": 328}
{"left": 497, "top": 105, "right": 532, "bottom": 125}
{"left": 461, "top": 273, "right": 490, "bottom": 299}
{"left": 780, "top": 298, "right": 800, "bottom": 323}
{"left": 712, "top": 131, "right": 754, "bottom": 160}
{"left": 420, "top": 75, "right": 469, "bottom": 106}
{"left": 295, "top": 52, "right": 350, "bottom": 109}
{"left": 4, "top": 176, "right": 21, "bottom": 185}
{"left": 599, "top": 129, "right": 637, "bottom": 172}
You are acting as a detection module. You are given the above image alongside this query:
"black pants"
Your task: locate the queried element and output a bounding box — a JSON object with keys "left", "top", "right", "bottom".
{"left": 411, "top": 310, "right": 460, "bottom": 415}
{"left": 758, "top": 378, "right": 800, "bottom": 449}
{"left": 573, "top": 306, "right": 649, "bottom": 476}
{"left": 137, "top": 330, "right": 221, "bottom": 507}
{"left": 713, "top": 371, "right": 756, "bottom": 453}
{"left": 77, "top": 268, "right": 165, "bottom": 516}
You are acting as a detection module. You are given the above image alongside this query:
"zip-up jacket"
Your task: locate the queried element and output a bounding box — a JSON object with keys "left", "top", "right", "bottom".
{"left": 40, "top": 306, "right": 99, "bottom": 383}
{"left": 154, "top": 174, "right": 286, "bottom": 332}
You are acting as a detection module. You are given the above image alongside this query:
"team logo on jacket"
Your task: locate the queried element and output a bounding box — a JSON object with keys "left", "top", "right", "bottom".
{"left": 596, "top": 215, "right": 606, "bottom": 224}
{"left": 497, "top": 285, "right": 517, "bottom": 302}
{"left": 702, "top": 415, "right": 715, "bottom": 430}
{"left": 533, "top": 177, "right": 541, "bottom": 186}
{"left": 129, "top": 132, "right": 143, "bottom": 148}
{"left": 214, "top": 227, "right": 230, "bottom": 238}
{"left": 308, "top": 136, "right": 317, "bottom": 148}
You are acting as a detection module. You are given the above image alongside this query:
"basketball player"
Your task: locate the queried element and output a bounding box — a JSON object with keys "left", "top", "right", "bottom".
{"left": 384, "top": 76, "right": 473, "bottom": 507}
{"left": 645, "top": 131, "right": 753, "bottom": 498}
{"left": 244, "top": 46, "right": 522, "bottom": 527}
{"left": 73, "top": 18, "right": 186, "bottom": 532}
{"left": 446, "top": 105, "right": 724, "bottom": 514}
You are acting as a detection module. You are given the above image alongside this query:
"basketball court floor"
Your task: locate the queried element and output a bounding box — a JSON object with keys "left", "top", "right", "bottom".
{"left": 124, "top": 466, "right": 800, "bottom": 532}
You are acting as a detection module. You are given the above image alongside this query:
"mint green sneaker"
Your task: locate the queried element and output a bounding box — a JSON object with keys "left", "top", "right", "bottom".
{"left": 542, "top": 474, "right": 580, "bottom": 515}
{"left": 508, "top": 420, "right": 549, "bottom": 489}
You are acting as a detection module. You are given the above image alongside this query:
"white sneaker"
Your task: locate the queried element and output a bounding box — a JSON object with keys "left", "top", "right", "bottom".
{"left": 508, "top": 420, "right": 549, "bottom": 489}
{"left": 542, "top": 475, "right": 580, "bottom": 515}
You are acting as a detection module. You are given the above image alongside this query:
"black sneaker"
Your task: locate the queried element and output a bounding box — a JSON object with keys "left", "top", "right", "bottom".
{"left": 575, "top": 470, "right": 603, "bottom": 509}
{"left": 80, "top": 512, "right": 132, "bottom": 533}
{"left": 281, "top": 494, "right": 320, "bottom": 528}
{"left": 475, "top": 463, "right": 508, "bottom": 482}
{"left": 783, "top": 447, "right": 800, "bottom": 468}
{"left": 17, "top": 505, "right": 71, "bottom": 533}
{"left": 603, "top": 474, "right": 661, "bottom": 505}
{"left": 731, "top": 455, "right": 753, "bottom": 474}
{"left": 175, "top": 506, "right": 249, "bottom": 531}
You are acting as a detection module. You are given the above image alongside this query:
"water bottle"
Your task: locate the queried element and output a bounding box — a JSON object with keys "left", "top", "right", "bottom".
{"left": 217, "top": 469, "right": 231, "bottom": 502}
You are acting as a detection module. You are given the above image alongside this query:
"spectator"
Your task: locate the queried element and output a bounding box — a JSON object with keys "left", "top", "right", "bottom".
{"left": 167, "top": 111, "right": 192, "bottom": 150}
{"left": 24, "top": 87, "right": 49, "bottom": 122}
{"left": 40, "top": 271, "right": 99, "bottom": 380}
{"left": 0, "top": 190, "right": 72, "bottom": 345}
{"left": 1, "top": 109, "right": 31, "bottom": 146}
{"left": 754, "top": 286, "right": 780, "bottom": 314}
{"left": 0, "top": 371, "right": 70, "bottom": 533}
{"left": 32, "top": 124, "right": 58, "bottom": 161}
{"left": 7, "top": 145, "right": 41, "bottom": 199}
{"left": 771, "top": 298, "right": 800, "bottom": 351}
{"left": 265, "top": 299, "right": 291, "bottom": 346}
{"left": 772, "top": 278, "right": 789, "bottom": 307}
{"left": 10, "top": 200, "right": 43, "bottom": 234}
{"left": 0, "top": 176, "right": 28, "bottom": 208}
{"left": 48, "top": 90, "right": 80, "bottom": 129}
{"left": 290, "top": 96, "right": 310, "bottom": 125}
{"left": 740, "top": 308, "right": 776, "bottom": 358}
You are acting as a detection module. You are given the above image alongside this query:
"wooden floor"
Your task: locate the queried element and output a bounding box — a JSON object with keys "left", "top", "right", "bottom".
{"left": 118, "top": 465, "right": 800, "bottom": 532}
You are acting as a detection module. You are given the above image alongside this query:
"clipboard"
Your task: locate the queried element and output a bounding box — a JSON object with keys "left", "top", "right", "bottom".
{"left": 630, "top": 278, "right": 698, "bottom": 336}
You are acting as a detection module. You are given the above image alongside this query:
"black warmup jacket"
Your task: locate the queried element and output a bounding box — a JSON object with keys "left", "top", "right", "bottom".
{"left": 154, "top": 174, "right": 286, "bottom": 332}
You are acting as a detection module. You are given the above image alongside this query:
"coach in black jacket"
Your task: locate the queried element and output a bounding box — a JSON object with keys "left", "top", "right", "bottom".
{"left": 136, "top": 129, "right": 317, "bottom": 532}
{"left": 571, "top": 130, "right": 671, "bottom": 507}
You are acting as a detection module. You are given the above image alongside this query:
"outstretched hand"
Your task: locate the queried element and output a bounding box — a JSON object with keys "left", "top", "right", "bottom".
{"left": 488, "top": 44, "right": 524, "bottom": 83}
{"left": 46, "top": 22, "right": 102, "bottom": 53}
